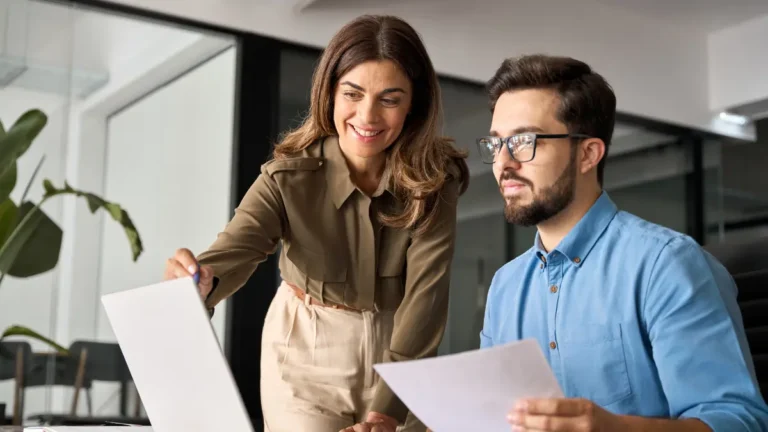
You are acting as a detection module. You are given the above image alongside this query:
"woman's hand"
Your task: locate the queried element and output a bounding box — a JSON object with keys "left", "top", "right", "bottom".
{"left": 163, "top": 248, "right": 214, "bottom": 301}
{"left": 340, "top": 412, "right": 399, "bottom": 432}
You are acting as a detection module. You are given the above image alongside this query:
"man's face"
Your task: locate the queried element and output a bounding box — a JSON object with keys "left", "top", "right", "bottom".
{"left": 490, "top": 88, "right": 577, "bottom": 226}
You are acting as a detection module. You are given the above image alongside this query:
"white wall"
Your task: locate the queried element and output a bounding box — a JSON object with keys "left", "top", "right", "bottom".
{"left": 103, "top": 0, "right": 753, "bottom": 140}
{"left": 79, "top": 47, "right": 236, "bottom": 416}
{"left": 97, "top": 46, "right": 236, "bottom": 345}
{"left": 708, "top": 13, "right": 768, "bottom": 114}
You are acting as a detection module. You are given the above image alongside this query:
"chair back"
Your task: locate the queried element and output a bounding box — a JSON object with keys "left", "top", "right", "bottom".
{"left": 706, "top": 235, "right": 768, "bottom": 399}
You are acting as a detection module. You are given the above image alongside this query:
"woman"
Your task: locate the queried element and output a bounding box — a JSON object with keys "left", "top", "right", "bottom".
{"left": 163, "top": 14, "right": 468, "bottom": 432}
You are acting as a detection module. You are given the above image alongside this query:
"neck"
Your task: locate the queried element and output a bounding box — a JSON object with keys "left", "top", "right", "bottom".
{"left": 537, "top": 184, "right": 602, "bottom": 252}
{"left": 345, "top": 152, "right": 386, "bottom": 196}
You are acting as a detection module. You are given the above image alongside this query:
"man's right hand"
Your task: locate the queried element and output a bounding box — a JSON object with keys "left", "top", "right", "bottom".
{"left": 163, "top": 248, "right": 214, "bottom": 301}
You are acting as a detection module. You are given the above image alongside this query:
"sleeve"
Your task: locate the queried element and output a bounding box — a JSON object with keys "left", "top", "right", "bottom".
{"left": 197, "top": 163, "right": 286, "bottom": 309}
{"left": 368, "top": 176, "right": 461, "bottom": 423}
{"left": 644, "top": 236, "right": 768, "bottom": 432}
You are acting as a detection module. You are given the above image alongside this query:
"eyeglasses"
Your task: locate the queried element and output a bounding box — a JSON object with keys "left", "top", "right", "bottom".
{"left": 475, "top": 132, "right": 590, "bottom": 164}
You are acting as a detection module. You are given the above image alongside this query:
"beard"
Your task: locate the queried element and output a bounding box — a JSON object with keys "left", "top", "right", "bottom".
{"left": 501, "top": 152, "right": 577, "bottom": 226}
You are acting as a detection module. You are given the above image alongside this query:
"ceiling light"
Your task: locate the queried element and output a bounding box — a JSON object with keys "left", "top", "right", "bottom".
{"left": 718, "top": 111, "right": 750, "bottom": 126}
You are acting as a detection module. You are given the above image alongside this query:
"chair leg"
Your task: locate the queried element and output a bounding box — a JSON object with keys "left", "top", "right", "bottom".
{"left": 12, "top": 347, "right": 24, "bottom": 426}
{"left": 70, "top": 348, "right": 88, "bottom": 416}
{"left": 87, "top": 389, "right": 93, "bottom": 416}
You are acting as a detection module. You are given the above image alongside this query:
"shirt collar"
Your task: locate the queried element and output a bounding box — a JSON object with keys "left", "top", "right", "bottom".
{"left": 533, "top": 191, "right": 618, "bottom": 267}
{"left": 323, "top": 135, "right": 394, "bottom": 209}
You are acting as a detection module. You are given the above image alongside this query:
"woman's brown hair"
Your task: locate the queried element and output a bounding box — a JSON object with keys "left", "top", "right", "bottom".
{"left": 272, "top": 14, "right": 469, "bottom": 236}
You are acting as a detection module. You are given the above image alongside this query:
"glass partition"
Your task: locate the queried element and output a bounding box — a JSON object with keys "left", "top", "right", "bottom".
{"left": 0, "top": 0, "right": 237, "bottom": 426}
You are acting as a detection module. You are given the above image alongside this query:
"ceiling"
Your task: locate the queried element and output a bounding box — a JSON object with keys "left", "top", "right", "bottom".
{"left": 0, "top": 0, "right": 216, "bottom": 100}
{"left": 595, "top": 0, "right": 768, "bottom": 33}
{"left": 304, "top": 0, "right": 768, "bottom": 33}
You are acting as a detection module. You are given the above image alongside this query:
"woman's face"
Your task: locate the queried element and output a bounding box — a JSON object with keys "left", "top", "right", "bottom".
{"left": 333, "top": 59, "right": 413, "bottom": 161}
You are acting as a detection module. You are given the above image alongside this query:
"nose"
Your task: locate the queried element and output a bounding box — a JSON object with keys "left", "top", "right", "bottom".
{"left": 357, "top": 97, "right": 380, "bottom": 124}
{"left": 494, "top": 144, "right": 522, "bottom": 173}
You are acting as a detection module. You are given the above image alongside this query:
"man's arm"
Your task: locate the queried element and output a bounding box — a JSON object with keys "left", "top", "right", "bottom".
{"left": 643, "top": 236, "right": 768, "bottom": 431}
{"left": 620, "top": 414, "right": 710, "bottom": 431}
{"left": 509, "top": 398, "right": 712, "bottom": 431}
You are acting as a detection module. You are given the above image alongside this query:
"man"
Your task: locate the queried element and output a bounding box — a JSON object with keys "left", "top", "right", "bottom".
{"left": 478, "top": 54, "right": 768, "bottom": 431}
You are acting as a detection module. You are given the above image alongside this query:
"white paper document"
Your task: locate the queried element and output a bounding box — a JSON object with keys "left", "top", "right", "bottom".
{"left": 374, "top": 339, "right": 563, "bottom": 432}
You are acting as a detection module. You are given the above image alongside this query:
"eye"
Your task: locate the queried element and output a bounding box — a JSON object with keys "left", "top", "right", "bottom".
{"left": 343, "top": 91, "right": 362, "bottom": 100}
{"left": 380, "top": 98, "right": 399, "bottom": 107}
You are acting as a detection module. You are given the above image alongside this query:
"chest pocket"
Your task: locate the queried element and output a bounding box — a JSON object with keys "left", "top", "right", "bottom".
{"left": 285, "top": 242, "right": 347, "bottom": 301}
{"left": 558, "top": 323, "right": 632, "bottom": 407}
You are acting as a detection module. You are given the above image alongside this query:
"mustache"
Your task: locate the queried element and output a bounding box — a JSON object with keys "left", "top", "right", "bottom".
{"left": 499, "top": 170, "right": 531, "bottom": 187}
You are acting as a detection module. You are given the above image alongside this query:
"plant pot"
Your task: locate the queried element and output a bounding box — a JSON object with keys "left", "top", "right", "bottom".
{"left": 0, "top": 402, "right": 6, "bottom": 425}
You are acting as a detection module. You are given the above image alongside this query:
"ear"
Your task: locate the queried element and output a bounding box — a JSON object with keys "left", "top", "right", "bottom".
{"left": 579, "top": 138, "right": 605, "bottom": 175}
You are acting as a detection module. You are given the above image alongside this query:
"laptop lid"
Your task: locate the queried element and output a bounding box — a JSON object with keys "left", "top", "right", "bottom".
{"left": 101, "top": 277, "right": 253, "bottom": 432}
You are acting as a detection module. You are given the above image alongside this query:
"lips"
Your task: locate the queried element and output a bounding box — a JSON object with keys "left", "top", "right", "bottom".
{"left": 351, "top": 124, "right": 383, "bottom": 137}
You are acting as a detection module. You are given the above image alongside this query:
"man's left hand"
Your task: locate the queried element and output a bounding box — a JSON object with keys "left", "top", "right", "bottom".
{"left": 507, "top": 398, "right": 626, "bottom": 431}
{"left": 340, "top": 412, "right": 399, "bottom": 432}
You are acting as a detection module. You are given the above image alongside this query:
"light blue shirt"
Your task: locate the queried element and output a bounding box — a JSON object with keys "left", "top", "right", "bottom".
{"left": 480, "top": 191, "right": 768, "bottom": 431}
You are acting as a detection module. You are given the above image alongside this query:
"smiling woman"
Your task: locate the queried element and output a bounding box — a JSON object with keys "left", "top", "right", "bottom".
{"left": 162, "top": 14, "right": 469, "bottom": 432}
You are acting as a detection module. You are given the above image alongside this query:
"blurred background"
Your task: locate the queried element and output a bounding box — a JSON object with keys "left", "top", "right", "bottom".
{"left": 1, "top": 0, "right": 767, "bottom": 428}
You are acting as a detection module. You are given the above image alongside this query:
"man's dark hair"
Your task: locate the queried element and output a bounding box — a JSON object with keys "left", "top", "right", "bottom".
{"left": 486, "top": 54, "right": 616, "bottom": 185}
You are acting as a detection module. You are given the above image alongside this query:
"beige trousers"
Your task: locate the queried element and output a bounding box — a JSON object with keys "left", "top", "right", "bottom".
{"left": 261, "top": 282, "right": 426, "bottom": 431}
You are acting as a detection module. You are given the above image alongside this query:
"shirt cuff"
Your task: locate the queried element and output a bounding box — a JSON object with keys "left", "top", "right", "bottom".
{"left": 681, "top": 405, "right": 755, "bottom": 431}
{"left": 368, "top": 380, "right": 409, "bottom": 424}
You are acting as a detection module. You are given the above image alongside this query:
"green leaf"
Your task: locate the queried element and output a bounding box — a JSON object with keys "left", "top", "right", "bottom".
{"left": 42, "top": 180, "right": 143, "bottom": 261}
{"left": 0, "top": 161, "right": 17, "bottom": 203}
{"left": 0, "top": 199, "right": 19, "bottom": 247}
{"left": 8, "top": 202, "right": 62, "bottom": 277}
{"left": 0, "top": 110, "right": 46, "bottom": 190}
{"left": 1, "top": 325, "right": 69, "bottom": 354}
{"left": 0, "top": 118, "right": 5, "bottom": 139}
{"left": 0, "top": 201, "right": 62, "bottom": 277}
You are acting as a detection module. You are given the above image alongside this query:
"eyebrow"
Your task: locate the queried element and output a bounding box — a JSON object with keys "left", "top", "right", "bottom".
{"left": 489, "top": 125, "right": 546, "bottom": 136}
{"left": 340, "top": 81, "right": 407, "bottom": 95}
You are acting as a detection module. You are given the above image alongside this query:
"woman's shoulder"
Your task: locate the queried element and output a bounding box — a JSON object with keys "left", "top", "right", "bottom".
{"left": 442, "top": 155, "right": 470, "bottom": 195}
{"left": 262, "top": 137, "right": 326, "bottom": 177}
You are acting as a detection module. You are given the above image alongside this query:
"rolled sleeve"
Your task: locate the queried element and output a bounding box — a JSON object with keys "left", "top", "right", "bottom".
{"left": 644, "top": 237, "right": 768, "bottom": 431}
{"left": 368, "top": 177, "right": 461, "bottom": 423}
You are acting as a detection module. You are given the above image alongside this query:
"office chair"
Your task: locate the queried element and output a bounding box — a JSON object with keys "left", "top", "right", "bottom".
{"left": 0, "top": 341, "right": 33, "bottom": 425}
{"left": 705, "top": 235, "right": 768, "bottom": 400}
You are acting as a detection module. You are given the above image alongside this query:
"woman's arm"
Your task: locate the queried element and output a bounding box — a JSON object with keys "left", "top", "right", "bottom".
{"left": 197, "top": 162, "right": 287, "bottom": 309}
{"left": 368, "top": 176, "right": 461, "bottom": 423}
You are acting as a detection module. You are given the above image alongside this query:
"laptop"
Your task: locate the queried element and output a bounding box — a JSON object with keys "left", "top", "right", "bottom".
{"left": 95, "top": 277, "right": 254, "bottom": 432}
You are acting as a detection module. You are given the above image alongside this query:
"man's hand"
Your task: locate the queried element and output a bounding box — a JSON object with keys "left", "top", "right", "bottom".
{"left": 340, "top": 412, "right": 399, "bottom": 432}
{"left": 507, "top": 398, "right": 625, "bottom": 431}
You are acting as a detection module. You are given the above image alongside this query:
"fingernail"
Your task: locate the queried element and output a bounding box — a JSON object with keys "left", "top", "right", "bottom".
{"left": 515, "top": 400, "right": 528, "bottom": 411}
{"left": 506, "top": 412, "right": 520, "bottom": 423}
{"left": 188, "top": 265, "right": 197, "bottom": 275}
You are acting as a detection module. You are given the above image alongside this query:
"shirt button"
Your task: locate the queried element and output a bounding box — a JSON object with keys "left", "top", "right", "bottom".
{"left": 573, "top": 257, "right": 581, "bottom": 263}
{"left": 550, "top": 285, "right": 558, "bottom": 293}
{"left": 549, "top": 341, "right": 557, "bottom": 349}
{"left": 540, "top": 264, "right": 544, "bottom": 269}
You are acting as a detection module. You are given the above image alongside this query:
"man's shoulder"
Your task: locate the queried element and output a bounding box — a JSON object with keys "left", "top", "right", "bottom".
{"left": 610, "top": 210, "right": 698, "bottom": 254}
{"left": 611, "top": 210, "right": 727, "bottom": 279}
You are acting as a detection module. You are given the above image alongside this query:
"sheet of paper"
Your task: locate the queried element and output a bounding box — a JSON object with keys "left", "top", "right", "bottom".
{"left": 374, "top": 339, "right": 563, "bottom": 432}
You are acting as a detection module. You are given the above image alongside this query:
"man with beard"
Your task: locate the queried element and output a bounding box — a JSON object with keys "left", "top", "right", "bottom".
{"left": 477, "top": 55, "right": 768, "bottom": 432}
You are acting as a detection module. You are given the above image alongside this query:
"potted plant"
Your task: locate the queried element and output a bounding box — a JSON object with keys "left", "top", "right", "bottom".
{"left": 0, "top": 108, "right": 142, "bottom": 374}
